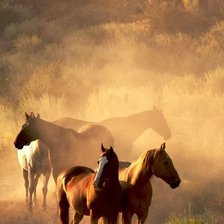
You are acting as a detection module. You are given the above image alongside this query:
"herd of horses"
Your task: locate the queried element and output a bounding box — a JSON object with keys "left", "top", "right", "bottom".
{"left": 14, "top": 108, "right": 181, "bottom": 224}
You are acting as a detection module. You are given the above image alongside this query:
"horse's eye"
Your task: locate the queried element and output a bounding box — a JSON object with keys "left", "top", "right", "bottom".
{"left": 164, "top": 161, "right": 168, "bottom": 165}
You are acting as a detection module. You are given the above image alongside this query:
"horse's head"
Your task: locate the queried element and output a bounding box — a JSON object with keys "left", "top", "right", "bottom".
{"left": 150, "top": 107, "right": 171, "bottom": 140}
{"left": 152, "top": 143, "right": 181, "bottom": 189}
{"left": 93, "top": 144, "right": 119, "bottom": 191}
{"left": 14, "top": 112, "right": 40, "bottom": 149}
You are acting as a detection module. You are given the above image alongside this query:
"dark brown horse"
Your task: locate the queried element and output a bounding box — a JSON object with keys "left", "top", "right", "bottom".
{"left": 56, "top": 144, "right": 122, "bottom": 224}
{"left": 14, "top": 112, "right": 114, "bottom": 182}
{"left": 53, "top": 107, "right": 172, "bottom": 159}
{"left": 119, "top": 143, "right": 181, "bottom": 224}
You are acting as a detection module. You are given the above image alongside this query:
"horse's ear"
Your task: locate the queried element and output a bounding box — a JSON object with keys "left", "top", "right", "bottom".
{"left": 25, "top": 112, "right": 29, "bottom": 120}
{"left": 109, "top": 146, "right": 114, "bottom": 153}
{"left": 37, "top": 113, "right": 40, "bottom": 119}
{"left": 101, "top": 144, "right": 106, "bottom": 152}
{"left": 159, "top": 142, "right": 166, "bottom": 152}
{"left": 30, "top": 112, "right": 35, "bottom": 118}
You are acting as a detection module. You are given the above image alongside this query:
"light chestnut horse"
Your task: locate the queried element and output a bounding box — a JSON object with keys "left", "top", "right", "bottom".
{"left": 17, "top": 140, "right": 51, "bottom": 211}
{"left": 56, "top": 144, "right": 122, "bottom": 224}
{"left": 119, "top": 143, "right": 181, "bottom": 224}
{"left": 53, "top": 107, "right": 172, "bottom": 159}
{"left": 14, "top": 112, "right": 114, "bottom": 182}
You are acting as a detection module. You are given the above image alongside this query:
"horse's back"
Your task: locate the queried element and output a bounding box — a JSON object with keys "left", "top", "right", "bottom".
{"left": 59, "top": 166, "right": 94, "bottom": 182}
{"left": 53, "top": 117, "right": 90, "bottom": 130}
{"left": 119, "top": 161, "right": 131, "bottom": 169}
{"left": 78, "top": 124, "right": 114, "bottom": 148}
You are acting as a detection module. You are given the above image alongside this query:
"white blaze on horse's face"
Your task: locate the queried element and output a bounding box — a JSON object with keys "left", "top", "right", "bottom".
{"left": 94, "top": 156, "right": 108, "bottom": 191}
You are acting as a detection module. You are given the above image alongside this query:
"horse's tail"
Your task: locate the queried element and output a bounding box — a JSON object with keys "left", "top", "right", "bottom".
{"left": 56, "top": 174, "right": 70, "bottom": 224}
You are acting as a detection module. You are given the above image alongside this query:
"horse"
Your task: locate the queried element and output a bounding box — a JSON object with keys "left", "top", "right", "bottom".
{"left": 14, "top": 112, "right": 114, "bottom": 182}
{"left": 100, "top": 108, "right": 171, "bottom": 157}
{"left": 17, "top": 139, "right": 51, "bottom": 211}
{"left": 53, "top": 107, "right": 172, "bottom": 159}
{"left": 56, "top": 144, "right": 122, "bottom": 224}
{"left": 119, "top": 143, "right": 181, "bottom": 224}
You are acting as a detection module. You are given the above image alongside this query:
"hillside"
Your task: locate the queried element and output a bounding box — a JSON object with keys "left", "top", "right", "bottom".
{"left": 1, "top": 0, "right": 224, "bottom": 106}
{"left": 1, "top": 1, "right": 224, "bottom": 223}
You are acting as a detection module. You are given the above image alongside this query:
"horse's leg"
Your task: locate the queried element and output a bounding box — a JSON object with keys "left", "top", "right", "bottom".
{"left": 33, "top": 187, "right": 37, "bottom": 205}
{"left": 42, "top": 170, "right": 50, "bottom": 210}
{"left": 137, "top": 209, "right": 149, "bottom": 224}
{"left": 101, "top": 217, "right": 107, "bottom": 224}
{"left": 121, "top": 211, "right": 133, "bottom": 224}
{"left": 72, "top": 212, "right": 84, "bottom": 224}
{"left": 52, "top": 168, "right": 59, "bottom": 183}
{"left": 109, "top": 215, "right": 119, "bottom": 224}
{"left": 33, "top": 172, "right": 41, "bottom": 207}
{"left": 28, "top": 168, "right": 35, "bottom": 211}
{"left": 90, "top": 209, "right": 100, "bottom": 224}
{"left": 22, "top": 169, "right": 29, "bottom": 207}
{"left": 102, "top": 215, "right": 118, "bottom": 224}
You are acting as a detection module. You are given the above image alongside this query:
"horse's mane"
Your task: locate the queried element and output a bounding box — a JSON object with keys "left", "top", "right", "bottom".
{"left": 123, "top": 149, "right": 156, "bottom": 185}
{"left": 142, "top": 149, "right": 156, "bottom": 171}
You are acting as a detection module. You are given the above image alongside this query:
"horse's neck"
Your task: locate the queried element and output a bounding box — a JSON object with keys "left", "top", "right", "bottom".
{"left": 36, "top": 119, "right": 77, "bottom": 150}
{"left": 110, "top": 170, "right": 119, "bottom": 186}
{"left": 104, "top": 170, "right": 120, "bottom": 194}
{"left": 125, "top": 110, "right": 155, "bottom": 138}
{"left": 106, "top": 158, "right": 120, "bottom": 189}
{"left": 126, "top": 150, "right": 155, "bottom": 187}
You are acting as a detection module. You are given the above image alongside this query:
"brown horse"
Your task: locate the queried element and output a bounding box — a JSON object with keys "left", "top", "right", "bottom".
{"left": 56, "top": 144, "right": 122, "bottom": 224}
{"left": 53, "top": 107, "right": 171, "bottom": 159}
{"left": 14, "top": 112, "right": 114, "bottom": 182}
{"left": 17, "top": 140, "right": 51, "bottom": 211}
{"left": 119, "top": 143, "right": 181, "bottom": 224}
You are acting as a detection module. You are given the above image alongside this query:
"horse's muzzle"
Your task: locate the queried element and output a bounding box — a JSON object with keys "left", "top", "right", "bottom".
{"left": 14, "top": 141, "right": 23, "bottom": 149}
{"left": 170, "top": 178, "right": 181, "bottom": 189}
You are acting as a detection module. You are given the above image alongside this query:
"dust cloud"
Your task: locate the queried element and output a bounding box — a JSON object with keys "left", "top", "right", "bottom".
{"left": 0, "top": 0, "right": 224, "bottom": 223}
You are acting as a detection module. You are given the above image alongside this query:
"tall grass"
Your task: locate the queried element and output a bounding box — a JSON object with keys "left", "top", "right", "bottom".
{"left": 1, "top": 1, "right": 224, "bottom": 223}
{"left": 166, "top": 206, "right": 217, "bottom": 224}
{"left": 1, "top": 1, "right": 224, "bottom": 105}
{"left": 18, "top": 94, "right": 66, "bottom": 120}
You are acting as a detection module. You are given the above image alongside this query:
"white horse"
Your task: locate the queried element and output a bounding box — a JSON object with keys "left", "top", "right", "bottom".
{"left": 17, "top": 140, "right": 51, "bottom": 211}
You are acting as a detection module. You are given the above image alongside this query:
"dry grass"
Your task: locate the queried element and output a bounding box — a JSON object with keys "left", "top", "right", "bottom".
{"left": 1, "top": 1, "right": 224, "bottom": 223}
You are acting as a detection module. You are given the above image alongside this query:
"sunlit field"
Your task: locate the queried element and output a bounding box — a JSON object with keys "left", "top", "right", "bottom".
{"left": 1, "top": 0, "right": 224, "bottom": 223}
